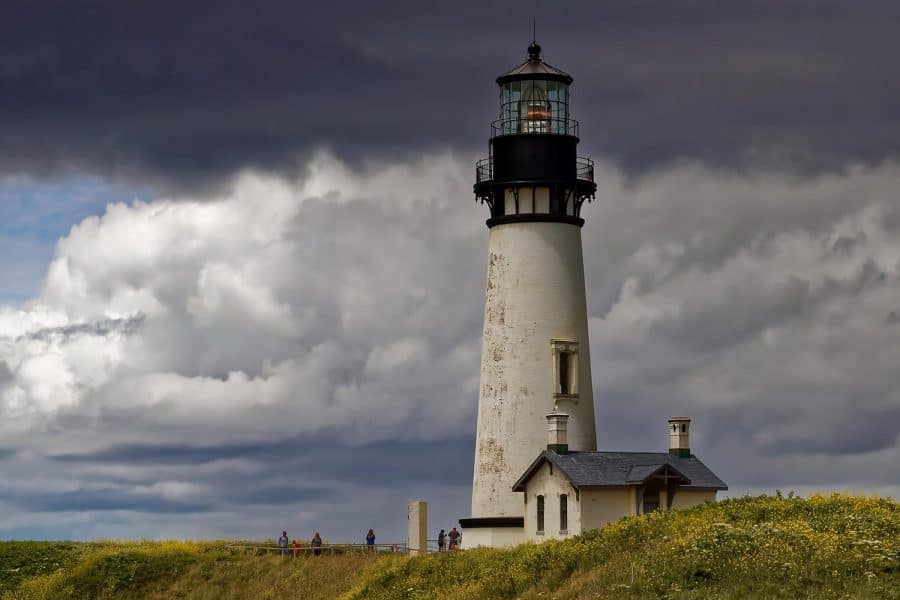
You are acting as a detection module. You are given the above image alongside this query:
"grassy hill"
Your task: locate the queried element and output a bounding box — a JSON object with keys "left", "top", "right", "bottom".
{"left": 2, "top": 494, "right": 898, "bottom": 599}
{"left": 0, "top": 541, "right": 373, "bottom": 600}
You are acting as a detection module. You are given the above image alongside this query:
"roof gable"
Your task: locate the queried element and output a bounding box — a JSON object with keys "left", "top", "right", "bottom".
{"left": 625, "top": 463, "right": 691, "bottom": 485}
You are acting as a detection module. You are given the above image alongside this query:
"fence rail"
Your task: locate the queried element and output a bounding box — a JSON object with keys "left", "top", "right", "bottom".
{"left": 224, "top": 543, "right": 408, "bottom": 556}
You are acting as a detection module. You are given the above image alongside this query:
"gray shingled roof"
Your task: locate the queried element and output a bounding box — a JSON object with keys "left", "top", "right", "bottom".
{"left": 625, "top": 464, "right": 684, "bottom": 484}
{"left": 512, "top": 451, "right": 728, "bottom": 491}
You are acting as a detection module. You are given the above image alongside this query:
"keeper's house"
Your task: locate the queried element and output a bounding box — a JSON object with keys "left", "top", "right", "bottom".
{"left": 511, "top": 414, "right": 727, "bottom": 542}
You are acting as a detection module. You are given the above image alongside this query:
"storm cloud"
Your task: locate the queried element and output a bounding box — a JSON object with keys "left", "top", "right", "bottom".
{"left": 3, "top": 1, "right": 900, "bottom": 187}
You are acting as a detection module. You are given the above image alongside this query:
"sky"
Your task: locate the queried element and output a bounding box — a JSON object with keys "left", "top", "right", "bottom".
{"left": 1, "top": 0, "right": 899, "bottom": 542}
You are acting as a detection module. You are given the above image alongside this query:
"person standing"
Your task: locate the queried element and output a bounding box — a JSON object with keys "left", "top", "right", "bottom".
{"left": 448, "top": 527, "right": 460, "bottom": 551}
{"left": 292, "top": 539, "right": 301, "bottom": 558}
{"left": 311, "top": 532, "right": 323, "bottom": 556}
{"left": 278, "top": 531, "right": 289, "bottom": 557}
{"left": 437, "top": 529, "right": 446, "bottom": 552}
{"left": 365, "top": 529, "right": 376, "bottom": 552}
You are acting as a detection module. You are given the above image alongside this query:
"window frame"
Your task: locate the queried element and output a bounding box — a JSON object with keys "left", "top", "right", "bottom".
{"left": 551, "top": 339, "right": 579, "bottom": 399}
{"left": 559, "top": 493, "right": 568, "bottom": 533}
{"left": 536, "top": 494, "right": 545, "bottom": 534}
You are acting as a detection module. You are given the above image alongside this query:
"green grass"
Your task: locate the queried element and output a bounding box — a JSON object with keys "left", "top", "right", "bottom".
{"left": 0, "top": 541, "right": 375, "bottom": 600}
{"left": 347, "top": 493, "right": 900, "bottom": 599}
{"left": 0, "top": 542, "right": 88, "bottom": 593}
{"left": 2, "top": 494, "right": 898, "bottom": 599}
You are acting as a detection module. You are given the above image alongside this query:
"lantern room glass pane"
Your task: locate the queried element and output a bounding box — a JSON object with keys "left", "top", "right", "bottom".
{"left": 520, "top": 80, "right": 549, "bottom": 133}
{"left": 500, "top": 78, "right": 570, "bottom": 135}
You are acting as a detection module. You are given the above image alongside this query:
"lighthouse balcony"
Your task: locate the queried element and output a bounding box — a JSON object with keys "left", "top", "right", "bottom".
{"left": 474, "top": 156, "right": 596, "bottom": 227}
{"left": 475, "top": 156, "right": 594, "bottom": 185}
{"left": 491, "top": 117, "right": 579, "bottom": 138}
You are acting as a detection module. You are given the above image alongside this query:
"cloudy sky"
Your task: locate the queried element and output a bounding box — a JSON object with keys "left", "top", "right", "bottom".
{"left": 2, "top": 0, "right": 899, "bottom": 542}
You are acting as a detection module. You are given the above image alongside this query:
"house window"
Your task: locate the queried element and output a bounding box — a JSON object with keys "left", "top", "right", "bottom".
{"left": 559, "top": 494, "right": 568, "bottom": 532}
{"left": 643, "top": 490, "right": 660, "bottom": 514}
{"left": 551, "top": 340, "right": 578, "bottom": 397}
{"left": 536, "top": 495, "right": 545, "bottom": 533}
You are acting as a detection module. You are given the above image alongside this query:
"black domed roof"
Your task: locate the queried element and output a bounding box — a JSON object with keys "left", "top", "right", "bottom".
{"left": 496, "top": 42, "right": 573, "bottom": 86}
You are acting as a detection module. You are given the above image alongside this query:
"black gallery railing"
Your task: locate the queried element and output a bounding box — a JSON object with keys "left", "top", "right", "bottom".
{"left": 475, "top": 156, "right": 594, "bottom": 184}
{"left": 491, "top": 117, "right": 579, "bottom": 137}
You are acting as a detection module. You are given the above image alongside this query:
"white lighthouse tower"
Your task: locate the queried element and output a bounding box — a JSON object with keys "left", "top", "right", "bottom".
{"left": 460, "top": 42, "right": 597, "bottom": 548}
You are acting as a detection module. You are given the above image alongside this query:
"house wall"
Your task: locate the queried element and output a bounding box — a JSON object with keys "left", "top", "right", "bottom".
{"left": 669, "top": 488, "right": 717, "bottom": 510}
{"left": 581, "top": 487, "right": 635, "bottom": 531}
{"left": 523, "top": 460, "right": 580, "bottom": 542}
{"left": 462, "top": 526, "right": 524, "bottom": 549}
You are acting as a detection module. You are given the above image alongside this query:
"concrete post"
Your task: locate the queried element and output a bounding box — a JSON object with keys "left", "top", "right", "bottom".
{"left": 407, "top": 500, "right": 427, "bottom": 556}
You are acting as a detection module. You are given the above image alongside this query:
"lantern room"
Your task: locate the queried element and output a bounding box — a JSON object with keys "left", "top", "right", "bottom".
{"left": 474, "top": 42, "right": 595, "bottom": 228}
{"left": 497, "top": 43, "right": 573, "bottom": 135}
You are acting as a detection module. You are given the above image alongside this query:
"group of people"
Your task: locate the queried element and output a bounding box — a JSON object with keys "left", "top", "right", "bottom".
{"left": 278, "top": 530, "right": 326, "bottom": 557}
{"left": 276, "top": 526, "right": 462, "bottom": 555}
{"left": 277, "top": 529, "right": 377, "bottom": 557}
{"left": 436, "top": 527, "right": 461, "bottom": 551}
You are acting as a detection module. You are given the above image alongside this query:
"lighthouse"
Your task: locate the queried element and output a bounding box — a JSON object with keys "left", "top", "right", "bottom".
{"left": 460, "top": 41, "right": 598, "bottom": 548}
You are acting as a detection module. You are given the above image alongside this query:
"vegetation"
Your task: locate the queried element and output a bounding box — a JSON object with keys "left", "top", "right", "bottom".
{"left": 0, "top": 541, "right": 373, "bottom": 600}
{"left": 348, "top": 493, "right": 900, "bottom": 599}
{"left": 1, "top": 494, "right": 898, "bottom": 599}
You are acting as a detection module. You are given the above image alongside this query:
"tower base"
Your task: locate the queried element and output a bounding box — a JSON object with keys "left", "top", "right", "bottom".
{"left": 459, "top": 516, "right": 524, "bottom": 548}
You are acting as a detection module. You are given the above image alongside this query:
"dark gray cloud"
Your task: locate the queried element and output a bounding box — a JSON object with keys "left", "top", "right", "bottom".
{"left": 0, "top": 487, "right": 210, "bottom": 514}
{"left": 50, "top": 436, "right": 475, "bottom": 485}
{"left": 0, "top": 435, "right": 474, "bottom": 538}
{"left": 9, "top": 315, "right": 146, "bottom": 343}
{"left": 224, "top": 484, "right": 333, "bottom": 506}
{"left": 3, "top": 0, "right": 900, "bottom": 188}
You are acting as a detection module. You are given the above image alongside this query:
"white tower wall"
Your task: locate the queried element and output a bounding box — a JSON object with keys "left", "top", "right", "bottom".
{"left": 471, "top": 221, "right": 596, "bottom": 520}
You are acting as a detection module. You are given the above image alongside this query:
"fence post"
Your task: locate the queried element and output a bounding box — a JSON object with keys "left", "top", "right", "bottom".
{"left": 407, "top": 500, "right": 428, "bottom": 556}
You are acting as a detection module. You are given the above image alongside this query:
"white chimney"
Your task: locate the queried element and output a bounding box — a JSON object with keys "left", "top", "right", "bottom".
{"left": 546, "top": 411, "right": 569, "bottom": 453}
{"left": 668, "top": 417, "right": 691, "bottom": 457}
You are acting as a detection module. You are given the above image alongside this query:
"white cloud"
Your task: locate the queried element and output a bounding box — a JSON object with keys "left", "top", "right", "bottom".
{"left": 1, "top": 153, "right": 899, "bottom": 538}
{"left": 0, "top": 152, "right": 481, "bottom": 452}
